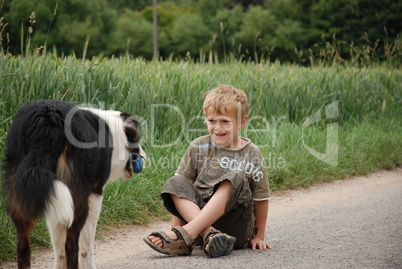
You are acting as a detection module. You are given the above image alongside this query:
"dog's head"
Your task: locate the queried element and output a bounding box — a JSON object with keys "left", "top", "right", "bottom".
{"left": 120, "top": 112, "right": 146, "bottom": 178}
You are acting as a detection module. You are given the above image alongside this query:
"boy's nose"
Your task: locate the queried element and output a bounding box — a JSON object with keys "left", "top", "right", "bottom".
{"left": 215, "top": 121, "right": 224, "bottom": 129}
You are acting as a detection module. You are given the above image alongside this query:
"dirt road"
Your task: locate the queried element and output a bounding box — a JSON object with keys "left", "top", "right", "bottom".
{"left": 2, "top": 168, "right": 402, "bottom": 269}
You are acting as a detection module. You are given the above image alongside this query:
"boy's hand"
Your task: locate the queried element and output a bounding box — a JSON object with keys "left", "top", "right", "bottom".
{"left": 247, "top": 236, "right": 272, "bottom": 250}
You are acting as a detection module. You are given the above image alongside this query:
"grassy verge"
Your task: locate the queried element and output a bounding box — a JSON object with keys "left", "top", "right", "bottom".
{"left": 265, "top": 118, "right": 401, "bottom": 190}
{"left": 0, "top": 53, "right": 401, "bottom": 261}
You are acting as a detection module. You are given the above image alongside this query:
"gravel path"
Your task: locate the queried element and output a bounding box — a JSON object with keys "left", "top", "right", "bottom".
{"left": 1, "top": 168, "right": 401, "bottom": 269}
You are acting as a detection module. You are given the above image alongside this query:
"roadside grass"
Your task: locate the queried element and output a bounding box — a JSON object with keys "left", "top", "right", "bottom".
{"left": 1, "top": 54, "right": 401, "bottom": 130}
{"left": 266, "top": 118, "right": 401, "bottom": 190}
{"left": 0, "top": 53, "right": 401, "bottom": 261}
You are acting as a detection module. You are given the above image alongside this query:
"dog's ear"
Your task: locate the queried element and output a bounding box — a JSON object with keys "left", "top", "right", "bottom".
{"left": 120, "top": 112, "right": 139, "bottom": 130}
{"left": 120, "top": 112, "right": 141, "bottom": 153}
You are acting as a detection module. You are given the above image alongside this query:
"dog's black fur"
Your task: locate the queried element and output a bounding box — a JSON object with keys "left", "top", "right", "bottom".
{"left": 2, "top": 100, "right": 141, "bottom": 269}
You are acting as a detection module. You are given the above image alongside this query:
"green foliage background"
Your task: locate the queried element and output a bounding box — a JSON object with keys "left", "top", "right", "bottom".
{"left": 1, "top": 0, "right": 401, "bottom": 64}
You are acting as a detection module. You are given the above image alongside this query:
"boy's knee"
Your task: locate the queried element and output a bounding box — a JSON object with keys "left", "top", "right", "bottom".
{"left": 163, "top": 175, "right": 194, "bottom": 194}
{"left": 220, "top": 179, "right": 232, "bottom": 187}
{"left": 221, "top": 172, "right": 252, "bottom": 208}
{"left": 166, "top": 174, "right": 189, "bottom": 186}
{"left": 218, "top": 172, "right": 248, "bottom": 191}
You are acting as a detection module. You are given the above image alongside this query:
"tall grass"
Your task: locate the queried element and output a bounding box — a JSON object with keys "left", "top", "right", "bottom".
{"left": 0, "top": 52, "right": 401, "bottom": 261}
{"left": 1, "top": 53, "right": 401, "bottom": 137}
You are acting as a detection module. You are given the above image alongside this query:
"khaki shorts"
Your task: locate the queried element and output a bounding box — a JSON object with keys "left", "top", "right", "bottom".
{"left": 161, "top": 171, "right": 256, "bottom": 249}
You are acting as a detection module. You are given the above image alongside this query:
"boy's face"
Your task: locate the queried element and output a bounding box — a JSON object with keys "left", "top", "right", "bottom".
{"left": 204, "top": 107, "right": 248, "bottom": 149}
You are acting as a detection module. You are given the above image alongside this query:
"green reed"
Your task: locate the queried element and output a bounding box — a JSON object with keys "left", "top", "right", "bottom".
{"left": 1, "top": 54, "right": 401, "bottom": 143}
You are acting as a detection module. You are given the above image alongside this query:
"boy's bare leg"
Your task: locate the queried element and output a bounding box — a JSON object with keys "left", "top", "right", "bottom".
{"left": 148, "top": 180, "right": 231, "bottom": 247}
{"left": 170, "top": 215, "right": 184, "bottom": 228}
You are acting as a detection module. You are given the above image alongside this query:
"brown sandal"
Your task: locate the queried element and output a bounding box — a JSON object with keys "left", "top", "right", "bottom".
{"left": 143, "top": 226, "right": 195, "bottom": 256}
{"left": 203, "top": 228, "right": 236, "bottom": 258}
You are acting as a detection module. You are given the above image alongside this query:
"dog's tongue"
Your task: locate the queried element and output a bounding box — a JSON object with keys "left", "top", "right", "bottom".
{"left": 123, "top": 170, "right": 132, "bottom": 179}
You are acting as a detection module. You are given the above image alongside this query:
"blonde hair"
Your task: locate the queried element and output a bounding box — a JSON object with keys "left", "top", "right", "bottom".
{"left": 203, "top": 85, "right": 249, "bottom": 120}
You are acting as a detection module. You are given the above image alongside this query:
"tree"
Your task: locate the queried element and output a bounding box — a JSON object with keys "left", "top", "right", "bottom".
{"left": 141, "top": 2, "right": 194, "bottom": 59}
{"left": 167, "top": 12, "right": 211, "bottom": 58}
{"left": 5, "top": 0, "right": 56, "bottom": 54}
{"left": 235, "top": 0, "right": 265, "bottom": 8}
{"left": 109, "top": 0, "right": 150, "bottom": 11}
{"left": 5, "top": 0, "right": 116, "bottom": 57}
{"left": 271, "top": 19, "right": 306, "bottom": 62}
{"left": 208, "top": 6, "right": 245, "bottom": 59}
{"left": 234, "top": 6, "right": 277, "bottom": 61}
{"left": 107, "top": 9, "right": 155, "bottom": 58}
{"left": 1, "top": 0, "right": 400, "bottom": 63}
{"left": 310, "top": 0, "right": 402, "bottom": 61}
{"left": 196, "top": 0, "right": 230, "bottom": 25}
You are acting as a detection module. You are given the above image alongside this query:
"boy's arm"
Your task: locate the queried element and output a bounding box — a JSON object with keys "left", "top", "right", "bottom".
{"left": 249, "top": 200, "right": 271, "bottom": 250}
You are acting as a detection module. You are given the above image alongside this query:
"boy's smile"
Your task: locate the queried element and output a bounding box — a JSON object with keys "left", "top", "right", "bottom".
{"left": 205, "top": 107, "right": 248, "bottom": 149}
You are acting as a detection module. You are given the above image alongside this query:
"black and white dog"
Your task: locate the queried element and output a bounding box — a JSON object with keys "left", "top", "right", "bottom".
{"left": 2, "top": 100, "right": 145, "bottom": 269}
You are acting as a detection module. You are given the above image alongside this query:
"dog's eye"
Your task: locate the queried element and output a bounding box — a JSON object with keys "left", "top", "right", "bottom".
{"left": 130, "top": 152, "right": 139, "bottom": 160}
{"left": 126, "top": 146, "right": 140, "bottom": 154}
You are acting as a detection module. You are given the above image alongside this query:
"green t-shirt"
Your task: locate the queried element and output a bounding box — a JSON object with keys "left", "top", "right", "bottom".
{"left": 175, "top": 135, "right": 271, "bottom": 201}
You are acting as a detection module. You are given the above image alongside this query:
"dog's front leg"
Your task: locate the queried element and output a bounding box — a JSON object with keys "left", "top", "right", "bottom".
{"left": 79, "top": 194, "right": 103, "bottom": 269}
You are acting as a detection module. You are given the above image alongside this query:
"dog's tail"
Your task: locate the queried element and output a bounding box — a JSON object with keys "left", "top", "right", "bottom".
{"left": 13, "top": 151, "right": 74, "bottom": 227}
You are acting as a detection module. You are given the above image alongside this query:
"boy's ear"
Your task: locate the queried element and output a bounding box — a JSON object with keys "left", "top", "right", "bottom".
{"left": 240, "top": 115, "right": 248, "bottom": 129}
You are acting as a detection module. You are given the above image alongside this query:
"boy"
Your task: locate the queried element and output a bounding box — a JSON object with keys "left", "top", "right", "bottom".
{"left": 144, "top": 85, "right": 271, "bottom": 257}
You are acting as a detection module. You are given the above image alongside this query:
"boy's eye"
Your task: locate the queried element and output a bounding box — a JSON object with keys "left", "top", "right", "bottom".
{"left": 206, "top": 119, "right": 232, "bottom": 125}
